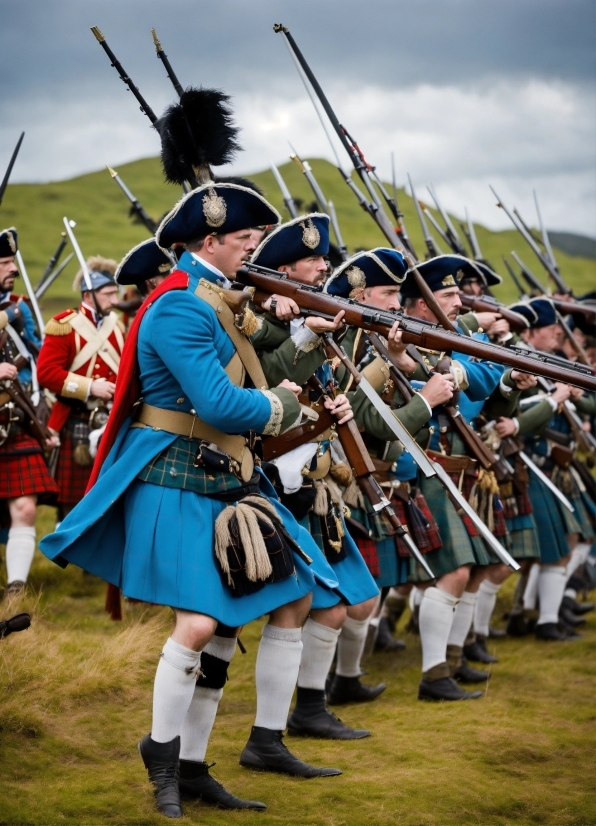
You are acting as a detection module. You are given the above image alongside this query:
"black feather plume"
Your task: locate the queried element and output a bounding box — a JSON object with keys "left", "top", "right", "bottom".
{"left": 213, "top": 175, "right": 264, "bottom": 196}
{"left": 155, "top": 87, "right": 242, "bottom": 186}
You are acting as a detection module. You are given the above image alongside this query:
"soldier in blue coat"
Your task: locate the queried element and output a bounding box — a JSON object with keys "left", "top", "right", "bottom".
{"left": 40, "top": 183, "right": 348, "bottom": 818}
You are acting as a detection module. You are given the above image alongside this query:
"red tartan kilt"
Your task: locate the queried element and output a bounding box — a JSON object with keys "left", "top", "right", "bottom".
{"left": 392, "top": 491, "right": 443, "bottom": 558}
{"left": 0, "top": 433, "right": 59, "bottom": 501}
{"left": 55, "top": 429, "right": 94, "bottom": 505}
{"left": 493, "top": 503, "right": 508, "bottom": 538}
{"left": 356, "top": 538, "right": 380, "bottom": 577}
{"left": 448, "top": 470, "right": 479, "bottom": 537}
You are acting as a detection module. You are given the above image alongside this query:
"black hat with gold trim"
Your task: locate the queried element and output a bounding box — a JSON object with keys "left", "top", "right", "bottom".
{"left": 325, "top": 248, "right": 407, "bottom": 297}
{"left": 508, "top": 297, "right": 557, "bottom": 329}
{"left": 156, "top": 184, "right": 280, "bottom": 250}
{"left": 400, "top": 254, "right": 495, "bottom": 298}
{"left": 0, "top": 227, "right": 18, "bottom": 259}
{"left": 251, "top": 213, "right": 329, "bottom": 269}
{"left": 116, "top": 239, "right": 176, "bottom": 287}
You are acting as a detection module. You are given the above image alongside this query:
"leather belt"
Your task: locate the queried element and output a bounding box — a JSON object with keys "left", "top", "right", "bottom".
{"left": 427, "top": 449, "right": 478, "bottom": 475}
{"left": 132, "top": 403, "right": 254, "bottom": 482}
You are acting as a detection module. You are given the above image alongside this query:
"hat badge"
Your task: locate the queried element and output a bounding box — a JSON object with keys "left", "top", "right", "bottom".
{"left": 300, "top": 218, "right": 320, "bottom": 250}
{"left": 346, "top": 265, "right": 366, "bottom": 291}
{"left": 441, "top": 274, "right": 457, "bottom": 287}
{"left": 6, "top": 231, "right": 16, "bottom": 254}
{"left": 202, "top": 188, "right": 227, "bottom": 228}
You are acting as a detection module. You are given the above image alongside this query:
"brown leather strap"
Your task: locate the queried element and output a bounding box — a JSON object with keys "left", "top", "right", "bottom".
{"left": 427, "top": 449, "right": 477, "bottom": 474}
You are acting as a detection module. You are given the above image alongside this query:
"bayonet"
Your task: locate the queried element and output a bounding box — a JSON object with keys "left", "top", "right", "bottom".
{"left": 0, "top": 132, "right": 24, "bottom": 208}
{"left": 408, "top": 174, "right": 441, "bottom": 258}
{"left": 327, "top": 201, "right": 349, "bottom": 261}
{"left": 502, "top": 256, "right": 528, "bottom": 299}
{"left": 427, "top": 184, "right": 466, "bottom": 255}
{"left": 270, "top": 161, "right": 299, "bottom": 219}
{"left": 15, "top": 251, "right": 45, "bottom": 338}
{"left": 36, "top": 253, "right": 75, "bottom": 299}
{"left": 533, "top": 190, "right": 558, "bottom": 271}
{"left": 420, "top": 202, "right": 451, "bottom": 250}
{"left": 90, "top": 26, "right": 158, "bottom": 124}
{"left": 391, "top": 153, "right": 415, "bottom": 255}
{"left": 510, "top": 251, "right": 547, "bottom": 295}
{"left": 151, "top": 28, "right": 184, "bottom": 98}
{"left": 106, "top": 165, "right": 158, "bottom": 234}
{"left": 36, "top": 231, "right": 68, "bottom": 292}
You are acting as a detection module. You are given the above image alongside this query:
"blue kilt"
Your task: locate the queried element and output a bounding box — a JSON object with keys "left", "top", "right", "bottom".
{"left": 528, "top": 474, "right": 575, "bottom": 563}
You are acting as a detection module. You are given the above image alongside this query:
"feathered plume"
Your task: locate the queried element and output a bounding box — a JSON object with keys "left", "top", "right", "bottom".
{"left": 155, "top": 87, "right": 242, "bottom": 187}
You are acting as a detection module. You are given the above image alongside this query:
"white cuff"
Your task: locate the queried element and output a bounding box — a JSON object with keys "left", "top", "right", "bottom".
{"left": 416, "top": 391, "right": 433, "bottom": 416}
{"left": 450, "top": 361, "right": 468, "bottom": 391}
{"left": 291, "top": 323, "right": 321, "bottom": 353}
{"left": 499, "top": 374, "right": 515, "bottom": 397}
{"left": 546, "top": 396, "right": 558, "bottom": 412}
{"left": 512, "top": 417, "right": 520, "bottom": 436}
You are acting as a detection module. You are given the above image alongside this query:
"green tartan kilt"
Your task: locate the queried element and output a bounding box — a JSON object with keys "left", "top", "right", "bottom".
{"left": 411, "top": 475, "right": 478, "bottom": 581}
{"left": 509, "top": 526, "right": 540, "bottom": 560}
{"left": 569, "top": 493, "right": 595, "bottom": 544}
{"left": 528, "top": 474, "right": 575, "bottom": 563}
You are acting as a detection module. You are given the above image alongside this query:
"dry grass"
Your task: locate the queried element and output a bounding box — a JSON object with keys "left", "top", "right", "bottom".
{"left": 0, "top": 505, "right": 595, "bottom": 826}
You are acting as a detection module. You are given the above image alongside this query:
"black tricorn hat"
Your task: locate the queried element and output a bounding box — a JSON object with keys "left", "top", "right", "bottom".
{"left": 116, "top": 238, "right": 176, "bottom": 287}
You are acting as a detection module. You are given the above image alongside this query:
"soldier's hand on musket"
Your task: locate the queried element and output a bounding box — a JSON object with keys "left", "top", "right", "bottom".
{"left": 45, "top": 432, "right": 61, "bottom": 451}
{"left": 261, "top": 294, "right": 301, "bottom": 321}
{"left": 386, "top": 321, "right": 418, "bottom": 372}
{"left": 495, "top": 416, "right": 517, "bottom": 438}
{"left": 278, "top": 379, "right": 302, "bottom": 398}
{"left": 551, "top": 382, "right": 572, "bottom": 405}
{"left": 323, "top": 393, "right": 353, "bottom": 425}
{"left": 91, "top": 378, "right": 116, "bottom": 400}
{"left": 419, "top": 372, "right": 455, "bottom": 407}
{"left": 568, "top": 386, "right": 585, "bottom": 402}
{"left": 305, "top": 311, "right": 345, "bottom": 334}
{"left": 0, "top": 363, "right": 17, "bottom": 381}
{"left": 510, "top": 371, "right": 537, "bottom": 390}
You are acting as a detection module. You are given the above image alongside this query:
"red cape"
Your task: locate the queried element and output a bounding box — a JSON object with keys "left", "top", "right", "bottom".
{"left": 87, "top": 272, "right": 189, "bottom": 491}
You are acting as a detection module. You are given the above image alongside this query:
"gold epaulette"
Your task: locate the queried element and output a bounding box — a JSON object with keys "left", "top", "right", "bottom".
{"left": 43, "top": 310, "right": 77, "bottom": 336}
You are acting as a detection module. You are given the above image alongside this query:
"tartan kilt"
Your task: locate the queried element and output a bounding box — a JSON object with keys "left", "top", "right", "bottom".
{"left": 391, "top": 491, "right": 442, "bottom": 558}
{"left": 0, "top": 432, "right": 58, "bottom": 502}
{"left": 568, "top": 493, "right": 595, "bottom": 544}
{"left": 509, "top": 525, "right": 540, "bottom": 560}
{"left": 528, "top": 473, "right": 574, "bottom": 563}
{"left": 55, "top": 429, "right": 94, "bottom": 505}
{"left": 355, "top": 538, "right": 380, "bottom": 578}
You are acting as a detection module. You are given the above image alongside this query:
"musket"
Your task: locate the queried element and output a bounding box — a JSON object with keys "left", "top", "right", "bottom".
{"left": 90, "top": 26, "right": 158, "bottom": 124}
{"left": 289, "top": 148, "right": 348, "bottom": 258}
{"left": 510, "top": 251, "right": 547, "bottom": 295}
{"left": 321, "top": 332, "right": 519, "bottom": 570}
{"left": 0, "top": 132, "right": 24, "bottom": 208}
{"left": 35, "top": 253, "right": 75, "bottom": 300}
{"left": 427, "top": 184, "right": 467, "bottom": 255}
{"left": 36, "top": 231, "right": 68, "bottom": 292}
{"left": 532, "top": 376, "right": 596, "bottom": 454}
{"left": 309, "top": 371, "right": 436, "bottom": 580}
{"left": 556, "top": 311, "right": 590, "bottom": 366}
{"left": 151, "top": 28, "right": 184, "bottom": 98}
{"left": 460, "top": 209, "right": 497, "bottom": 271}
{"left": 420, "top": 202, "right": 452, "bottom": 250}
{"left": 490, "top": 186, "right": 571, "bottom": 294}
{"left": 236, "top": 262, "right": 596, "bottom": 391}
{"left": 408, "top": 174, "right": 442, "bottom": 258}
{"left": 509, "top": 253, "right": 595, "bottom": 321}
{"left": 270, "top": 161, "right": 299, "bottom": 219}
{"left": 502, "top": 256, "right": 528, "bottom": 299}
{"left": 106, "top": 165, "right": 158, "bottom": 234}
{"left": 533, "top": 190, "right": 558, "bottom": 271}
{"left": 391, "top": 153, "right": 415, "bottom": 256}
{"left": 458, "top": 293, "right": 529, "bottom": 334}
{"left": 15, "top": 251, "right": 45, "bottom": 338}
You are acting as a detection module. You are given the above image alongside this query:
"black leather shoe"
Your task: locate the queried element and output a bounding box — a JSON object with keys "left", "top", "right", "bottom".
{"left": 506, "top": 613, "right": 531, "bottom": 637}
{"left": 454, "top": 660, "right": 490, "bottom": 684}
{"left": 535, "top": 622, "right": 569, "bottom": 641}
{"left": 418, "top": 677, "right": 483, "bottom": 701}
{"left": 240, "top": 726, "right": 342, "bottom": 777}
{"left": 327, "top": 674, "right": 386, "bottom": 705}
{"left": 488, "top": 625, "right": 507, "bottom": 638}
{"left": 374, "top": 617, "right": 406, "bottom": 652}
{"left": 178, "top": 760, "right": 266, "bottom": 810}
{"left": 463, "top": 638, "right": 499, "bottom": 664}
{"left": 558, "top": 619, "right": 583, "bottom": 639}
{"left": 287, "top": 688, "right": 370, "bottom": 740}
{"left": 559, "top": 606, "right": 586, "bottom": 627}
{"left": 138, "top": 734, "right": 182, "bottom": 818}
{"left": 562, "top": 595, "right": 594, "bottom": 616}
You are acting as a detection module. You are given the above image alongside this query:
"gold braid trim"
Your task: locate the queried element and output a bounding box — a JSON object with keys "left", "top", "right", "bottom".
{"left": 44, "top": 312, "right": 77, "bottom": 336}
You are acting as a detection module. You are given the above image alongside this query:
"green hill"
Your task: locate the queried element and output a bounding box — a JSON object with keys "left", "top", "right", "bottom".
{"left": 1, "top": 157, "right": 594, "bottom": 319}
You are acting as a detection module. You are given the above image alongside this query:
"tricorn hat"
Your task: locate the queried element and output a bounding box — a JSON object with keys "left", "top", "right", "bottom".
{"left": 325, "top": 248, "right": 407, "bottom": 298}
{"left": 509, "top": 297, "right": 557, "bottom": 329}
{"left": 400, "top": 254, "right": 495, "bottom": 298}
{"left": 251, "top": 213, "right": 330, "bottom": 269}
{"left": 116, "top": 239, "right": 175, "bottom": 287}
{"left": 0, "top": 227, "right": 18, "bottom": 259}
{"left": 156, "top": 183, "right": 280, "bottom": 249}
{"left": 459, "top": 260, "right": 502, "bottom": 288}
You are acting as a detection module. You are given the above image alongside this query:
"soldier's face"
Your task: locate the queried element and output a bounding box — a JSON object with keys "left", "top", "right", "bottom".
{"left": 434, "top": 287, "right": 462, "bottom": 321}
{"left": 528, "top": 323, "right": 559, "bottom": 353}
{"left": 361, "top": 285, "right": 401, "bottom": 312}
{"left": 278, "top": 256, "right": 328, "bottom": 286}
{"left": 461, "top": 280, "right": 482, "bottom": 296}
{"left": 0, "top": 256, "right": 18, "bottom": 293}
{"left": 207, "top": 229, "right": 256, "bottom": 279}
{"left": 84, "top": 285, "right": 119, "bottom": 316}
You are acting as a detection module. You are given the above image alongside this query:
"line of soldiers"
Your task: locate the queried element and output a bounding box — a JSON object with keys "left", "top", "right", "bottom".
{"left": 8, "top": 174, "right": 587, "bottom": 818}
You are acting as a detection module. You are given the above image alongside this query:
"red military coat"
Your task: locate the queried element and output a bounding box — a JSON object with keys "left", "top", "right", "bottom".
{"left": 37, "top": 304, "right": 125, "bottom": 432}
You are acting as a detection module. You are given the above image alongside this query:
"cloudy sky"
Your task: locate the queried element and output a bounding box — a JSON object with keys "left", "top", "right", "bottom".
{"left": 1, "top": 0, "right": 595, "bottom": 235}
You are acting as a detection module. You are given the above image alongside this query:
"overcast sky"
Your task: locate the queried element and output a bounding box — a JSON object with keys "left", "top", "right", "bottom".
{"left": 1, "top": 0, "right": 595, "bottom": 235}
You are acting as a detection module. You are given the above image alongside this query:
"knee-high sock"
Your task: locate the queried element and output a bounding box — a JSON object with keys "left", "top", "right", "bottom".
{"left": 152, "top": 637, "right": 202, "bottom": 744}
{"left": 179, "top": 634, "right": 237, "bottom": 762}
{"left": 523, "top": 563, "right": 540, "bottom": 611}
{"left": 537, "top": 565, "right": 567, "bottom": 625}
{"left": 254, "top": 624, "right": 302, "bottom": 731}
{"left": 566, "top": 542, "right": 591, "bottom": 583}
{"left": 473, "top": 580, "right": 501, "bottom": 637}
{"left": 297, "top": 618, "right": 341, "bottom": 690}
{"left": 5, "top": 527, "right": 36, "bottom": 584}
{"left": 419, "top": 587, "right": 459, "bottom": 673}
{"left": 335, "top": 615, "right": 368, "bottom": 678}
{"left": 409, "top": 585, "right": 423, "bottom": 612}
{"left": 447, "top": 590, "right": 477, "bottom": 648}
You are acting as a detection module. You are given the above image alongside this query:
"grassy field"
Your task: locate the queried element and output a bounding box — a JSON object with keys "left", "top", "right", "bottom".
{"left": 1, "top": 157, "right": 595, "bottom": 321}
{"left": 0, "top": 505, "right": 594, "bottom": 826}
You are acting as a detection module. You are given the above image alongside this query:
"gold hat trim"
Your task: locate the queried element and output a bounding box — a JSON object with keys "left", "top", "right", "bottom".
{"left": 202, "top": 187, "right": 227, "bottom": 228}
{"left": 300, "top": 217, "right": 321, "bottom": 250}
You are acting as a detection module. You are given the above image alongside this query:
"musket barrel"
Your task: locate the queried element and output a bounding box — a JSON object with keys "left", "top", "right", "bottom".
{"left": 0, "top": 131, "right": 25, "bottom": 207}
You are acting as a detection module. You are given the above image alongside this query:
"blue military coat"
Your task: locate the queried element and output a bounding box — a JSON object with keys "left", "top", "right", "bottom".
{"left": 40, "top": 253, "right": 339, "bottom": 624}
